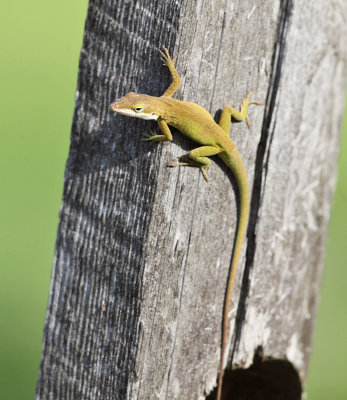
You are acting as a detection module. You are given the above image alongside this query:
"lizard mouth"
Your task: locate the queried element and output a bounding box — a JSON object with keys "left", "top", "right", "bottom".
{"left": 110, "top": 105, "right": 158, "bottom": 121}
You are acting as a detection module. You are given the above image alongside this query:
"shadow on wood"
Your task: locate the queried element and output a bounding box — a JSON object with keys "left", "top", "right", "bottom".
{"left": 207, "top": 348, "right": 301, "bottom": 400}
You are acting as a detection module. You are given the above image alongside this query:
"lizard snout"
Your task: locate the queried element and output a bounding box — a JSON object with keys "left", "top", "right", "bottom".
{"left": 110, "top": 102, "right": 118, "bottom": 111}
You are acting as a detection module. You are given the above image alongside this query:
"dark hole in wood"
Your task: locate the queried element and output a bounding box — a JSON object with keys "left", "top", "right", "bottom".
{"left": 207, "top": 351, "right": 302, "bottom": 400}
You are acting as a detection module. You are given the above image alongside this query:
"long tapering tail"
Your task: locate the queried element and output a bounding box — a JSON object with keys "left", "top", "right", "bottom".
{"left": 216, "top": 149, "right": 250, "bottom": 400}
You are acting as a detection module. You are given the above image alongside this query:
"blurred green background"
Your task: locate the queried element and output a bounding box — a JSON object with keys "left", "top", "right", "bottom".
{"left": 0, "top": 2, "right": 346, "bottom": 399}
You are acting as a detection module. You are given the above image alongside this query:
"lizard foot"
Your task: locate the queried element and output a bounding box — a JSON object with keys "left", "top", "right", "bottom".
{"left": 242, "top": 91, "right": 263, "bottom": 128}
{"left": 167, "top": 157, "right": 209, "bottom": 181}
{"left": 142, "top": 132, "right": 167, "bottom": 142}
{"left": 159, "top": 46, "right": 177, "bottom": 68}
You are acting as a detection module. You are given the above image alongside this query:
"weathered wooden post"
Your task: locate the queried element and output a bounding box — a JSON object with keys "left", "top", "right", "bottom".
{"left": 36, "top": 1, "right": 347, "bottom": 399}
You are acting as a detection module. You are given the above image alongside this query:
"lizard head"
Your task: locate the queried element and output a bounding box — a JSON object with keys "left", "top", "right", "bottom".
{"left": 110, "top": 92, "right": 159, "bottom": 120}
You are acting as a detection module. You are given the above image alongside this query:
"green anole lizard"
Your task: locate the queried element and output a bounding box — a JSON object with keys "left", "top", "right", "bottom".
{"left": 110, "top": 47, "right": 261, "bottom": 400}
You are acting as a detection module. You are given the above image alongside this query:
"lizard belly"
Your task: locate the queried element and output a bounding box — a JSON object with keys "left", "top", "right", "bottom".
{"left": 170, "top": 119, "right": 220, "bottom": 146}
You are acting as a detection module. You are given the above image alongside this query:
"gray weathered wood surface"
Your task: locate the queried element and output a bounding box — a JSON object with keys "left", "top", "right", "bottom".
{"left": 36, "top": 1, "right": 347, "bottom": 399}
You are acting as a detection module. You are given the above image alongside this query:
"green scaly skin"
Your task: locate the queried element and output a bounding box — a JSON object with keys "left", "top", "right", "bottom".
{"left": 110, "top": 47, "right": 262, "bottom": 400}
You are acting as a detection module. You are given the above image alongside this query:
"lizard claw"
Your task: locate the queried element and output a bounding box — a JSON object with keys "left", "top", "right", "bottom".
{"left": 142, "top": 132, "right": 168, "bottom": 143}
{"left": 141, "top": 131, "right": 157, "bottom": 142}
{"left": 160, "top": 46, "right": 177, "bottom": 67}
{"left": 241, "top": 91, "right": 263, "bottom": 128}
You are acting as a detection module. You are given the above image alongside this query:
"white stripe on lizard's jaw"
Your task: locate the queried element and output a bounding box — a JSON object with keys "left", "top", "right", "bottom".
{"left": 112, "top": 108, "right": 158, "bottom": 120}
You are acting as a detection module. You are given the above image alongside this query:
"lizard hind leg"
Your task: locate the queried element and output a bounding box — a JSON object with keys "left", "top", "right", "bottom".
{"left": 218, "top": 91, "right": 263, "bottom": 132}
{"left": 167, "top": 145, "right": 223, "bottom": 181}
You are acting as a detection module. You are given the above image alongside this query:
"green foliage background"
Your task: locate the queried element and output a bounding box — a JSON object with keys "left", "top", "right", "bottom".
{"left": 0, "top": 2, "right": 346, "bottom": 398}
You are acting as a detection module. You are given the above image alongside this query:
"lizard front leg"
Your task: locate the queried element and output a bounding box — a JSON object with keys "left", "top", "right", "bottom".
{"left": 143, "top": 119, "right": 173, "bottom": 142}
{"left": 160, "top": 47, "right": 181, "bottom": 98}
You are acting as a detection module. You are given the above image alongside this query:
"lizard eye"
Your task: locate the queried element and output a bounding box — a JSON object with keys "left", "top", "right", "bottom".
{"left": 134, "top": 105, "right": 144, "bottom": 113}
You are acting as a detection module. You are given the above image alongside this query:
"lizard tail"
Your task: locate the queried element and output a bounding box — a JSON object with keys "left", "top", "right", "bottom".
{"left": 216, "top": 149, "right": 250, "bottom": 400}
